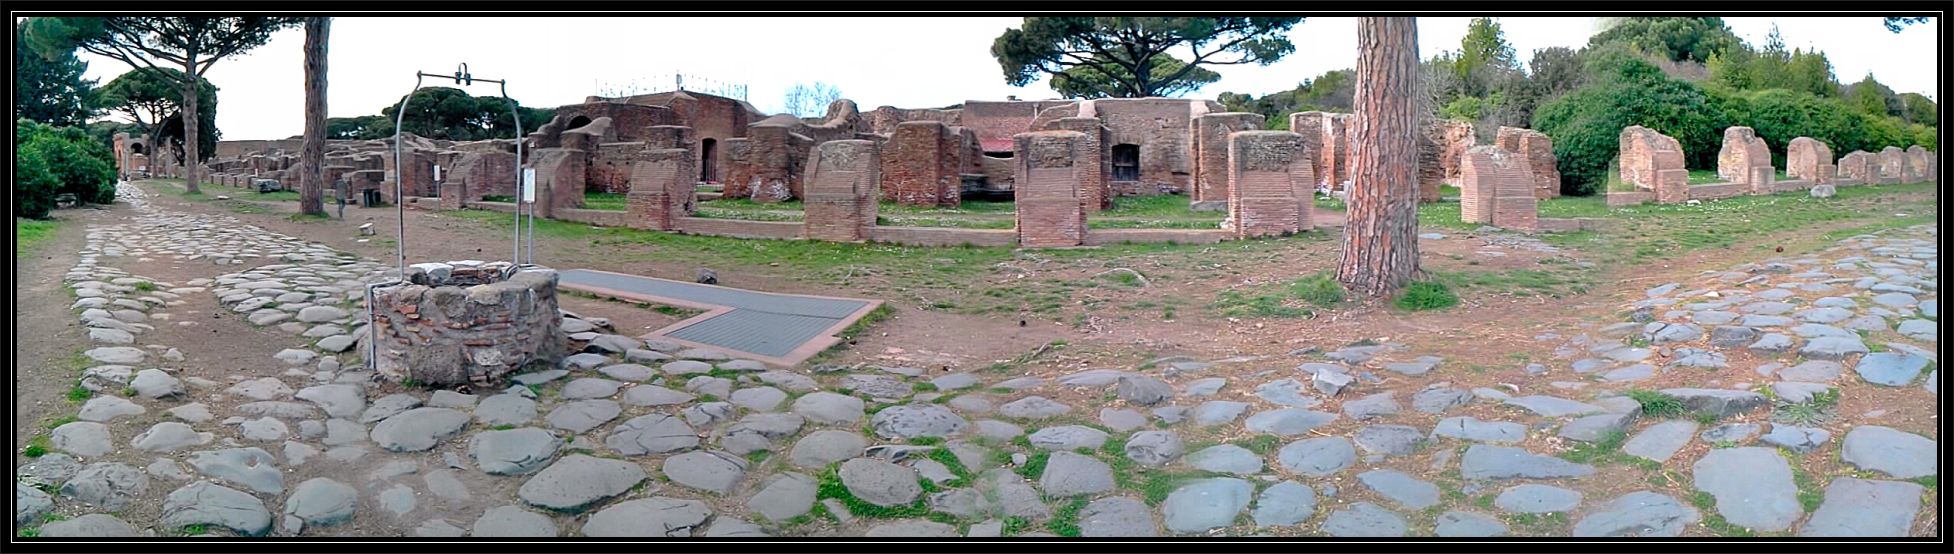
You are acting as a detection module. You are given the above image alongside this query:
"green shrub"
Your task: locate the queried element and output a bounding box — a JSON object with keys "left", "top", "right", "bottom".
{"left": 15, "top": 118, "right": 116, "bottom": 218}
{"left": 1395, "top": 282, "right": 1459, "bottom": 311}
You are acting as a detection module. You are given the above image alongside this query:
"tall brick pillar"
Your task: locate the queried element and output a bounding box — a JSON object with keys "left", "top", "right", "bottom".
{"left": 1289, "top": 112, "right": 1328, "bottom": 189}
{"left": 529, "top": 147, "right": 587, "bottom": 218}
{"left": 1227, "top": 131, "right": 1313, "bottom": 238}
{"left": 1904, "top": 145, "right": 1932, "bottom": 182}
{"left": 1014, "top": 131, "right": 1089, "bottom": 248}
{"left": 1050, "top": 117, "right": 1112, "bottom": 211}
{"left": 1191, "top": 112, "right": 1266, "bottom": 205}
{"left": 1460, "top": 145, "right": 1536, "bottom": 231}
{"left": 1877, "top": 147, "right": 1906, "bottom": 184}
{"left": 626, "top": 148, "right": 693, "bottom": 231}
{"left": 1785, "top": 137, "right": 1833, "bottom": 186}
{"left": 881, "top": 121, "right": 962, "bottom": 208}
{"left": 803, "top": 140, "right": 880, "bottom": 242}
{"left": 1324, "top": 114, "right": 1354, "bottom": 191}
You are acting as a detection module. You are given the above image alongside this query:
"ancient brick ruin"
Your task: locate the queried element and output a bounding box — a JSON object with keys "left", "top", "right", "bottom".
{"left": 1014, "top": 131, "right": 1090, "bottom": 248}
{"left": 1786, "top": 137, "right": 1835, "bottom": 185}
{"left": 881, "top": 121, "right": 963, "bottom": 208}
{"left": 1191, "top": 112, "right": 1267, "bottom": 207}
{"left": 1459, "top": 145, "right": 1537, "bottom": 231}
{"left": 367, "top": 261, "right": 566, "bottom": 387}
{"left": 1904, "top": 145, "right": 1933, "bottom": 182}
{"left": 1838, "top": 151, "right": 1880, "bottom": 184}
{"left": 1495, "top": 126, "right": 1561, "bottom": 199}
{"left": 803, "top": 140, "right": 881, "bottom": 242}
{"left": 1878, "top": 146, "right": 1907, "bottom": 184}
{"left": 1225, "top": 131, "right": 1314, "bottom": 238}
{"left": 1717, "top": 126, "right": 1774, "bottom": 194}
{"left": 1618, "top": 125, "right": 1688, "bottom": 204}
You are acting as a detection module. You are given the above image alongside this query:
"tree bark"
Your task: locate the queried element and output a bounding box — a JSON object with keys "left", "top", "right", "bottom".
{"left": 1337, "top": 17, "right": 1422, "bottom": 297}
{"left": 299, "top": 17, "right": 330, "bottom": 215}
{"left": 181, "top": 62, "right": 202, "bottom": 194}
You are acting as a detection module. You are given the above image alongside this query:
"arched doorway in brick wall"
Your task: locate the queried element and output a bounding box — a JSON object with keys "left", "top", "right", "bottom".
{"left": 565, "top": 115, "right": 593, "bottom": 131}
{"left": 700, "top": 138, "right": 717, "bottom": 183}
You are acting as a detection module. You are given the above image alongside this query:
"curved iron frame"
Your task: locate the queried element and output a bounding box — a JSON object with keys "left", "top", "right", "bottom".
{"left": 364, "top": 63, "right": 531, "bottom": 372}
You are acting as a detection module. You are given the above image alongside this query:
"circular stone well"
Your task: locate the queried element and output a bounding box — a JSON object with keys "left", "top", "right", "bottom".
{"left": 365, "top": 261, "right": 567, "bottom": 386}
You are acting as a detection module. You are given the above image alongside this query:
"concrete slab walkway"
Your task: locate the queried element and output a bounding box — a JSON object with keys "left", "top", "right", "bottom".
{"left": 557, "top": 268, "right": 880, "bottom": 367}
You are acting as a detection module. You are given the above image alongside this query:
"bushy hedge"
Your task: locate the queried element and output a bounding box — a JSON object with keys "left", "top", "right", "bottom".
{"left": 1532, "top": 55, "right": 1724, "bottom": 195}
{"left": 1533, "top": 53, "right": 1935, "bottom": 196}
{"left": 16, "top": 118, "right": 116, "bottom": 219}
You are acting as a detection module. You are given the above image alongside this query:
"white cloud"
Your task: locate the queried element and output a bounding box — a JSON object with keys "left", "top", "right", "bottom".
{"left": 74, "top": 16, "right": 1937, "bottom": 140}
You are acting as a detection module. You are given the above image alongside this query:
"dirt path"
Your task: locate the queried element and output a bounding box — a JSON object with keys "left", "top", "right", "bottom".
{"left": 14, "top": 206, "right": 109, "bottom": 449}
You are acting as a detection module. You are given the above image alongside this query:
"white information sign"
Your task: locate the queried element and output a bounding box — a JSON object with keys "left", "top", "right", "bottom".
{"left": 521, "top": 168, "right": 537, "bottom": 203}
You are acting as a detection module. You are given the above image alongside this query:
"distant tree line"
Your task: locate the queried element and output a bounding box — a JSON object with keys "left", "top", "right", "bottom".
{"left": 326, "top": 87, "right": 555, "bottom": 141}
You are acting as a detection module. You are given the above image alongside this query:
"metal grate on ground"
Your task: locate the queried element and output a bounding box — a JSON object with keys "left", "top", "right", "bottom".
{"left": 557, "top": 269, "right": 879, "bottom": 366}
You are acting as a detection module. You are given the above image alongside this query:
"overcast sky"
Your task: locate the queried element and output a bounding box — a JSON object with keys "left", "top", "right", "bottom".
{"left": 67, "top": 16, "right": 1939, "bottom": 141}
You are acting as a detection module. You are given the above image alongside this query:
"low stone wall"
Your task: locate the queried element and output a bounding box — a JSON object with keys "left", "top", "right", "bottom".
{"left": 1606, "top": 191, "right": 1654, "bottom": 207}
{"left": 554, "top": 208, "right": 630, "bottom": 227}
{"left": 1688, "top": 183, "right": 1748, "bottom": 200}
{"left": 869, "top": 227, "right": 1017, "bottom": 247}
{"left": 675, "top": 217, "right": 804, "bottom": 239}
{"left": 1086, "top": 228, "right": 1230, "bottom": 245}
{"left": 367, "top": 262, "right": 566, "bottom": 387}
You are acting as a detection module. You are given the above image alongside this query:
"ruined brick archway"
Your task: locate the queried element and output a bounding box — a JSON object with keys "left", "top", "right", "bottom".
{"left": 564, "top": 115, "right": 593, "bottom": 131}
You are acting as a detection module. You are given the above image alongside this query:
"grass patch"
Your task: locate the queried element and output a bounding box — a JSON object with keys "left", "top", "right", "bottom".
{"left": 65, "top": 386, "right": 91, "bottom": 403}
{"left": 582, "top": 192, "right": 628, "bottom": 211}
{"left": 23, "top": 434, "right": 52, "bottom": 458}
{"left": 1555, "top": 429, "right": 1656, "bottom": 470}
{"left": 1138, "top": 470, "right": 1226, "bottom": 506}
{"left": 815, "top": 462, "right": 930, "bottom": 519}
{"left": 1626, "top": 389, "right": 1687, "bottom": 418}
{"left": 651, "top": 305, "right": 703, "bottom": 318}
{"left": 1770, "top": 387, "right": 1839, "bottom": 426}
{"left": 1393, "top": 281, "right": 1458, "bottom": 311}
{"left": 1046, "top": 496, "right": 1088, "bottom": 537}
{"left": 16, "top": 218, "right": 61, "bottom": 256}
{"left": 1211, "top": 272, "right": 1343, "bottom": 319}
{"left": 1015, "top": 451, "right": 1051, "bottom": 480}
{"left": 1235, "top": 435, "right": 1281, "bottom": 456}
{"left": 481, "top": 195, "right": 516, "bottom": 203}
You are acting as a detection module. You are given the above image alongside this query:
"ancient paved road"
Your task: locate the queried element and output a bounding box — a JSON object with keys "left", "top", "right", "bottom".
{"left": 556, "top": 269, "right": 879, "bottom": 365}
{"left": 16, "top": 180, "right": 1938, "bottom": 538}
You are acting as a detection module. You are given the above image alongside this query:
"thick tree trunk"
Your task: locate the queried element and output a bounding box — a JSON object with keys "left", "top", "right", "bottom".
{"left": 181, "top": 65, "right": 202, "bottom": 194}
{"left": 299, "top": 17, "right": 330, "bottom": 215}
{"left": 1337, "top": 17, "right": 1422, "bottom": 297}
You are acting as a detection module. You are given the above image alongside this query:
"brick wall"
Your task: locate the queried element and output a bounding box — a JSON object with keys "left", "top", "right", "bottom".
{"left": 1289, "top": 112, "right": 1328, "bottom": 189}
{"left": 528, "top": 148, "right": 587, "bottom": 218}
{"left": 626, "top": 147, "right": 694, "bottom": 231}
{"left": 1689, "top": 182, "right": 1747, "bottom": 200}
{"left": 1619, "top": 126, "right": 1689, "bottom": 203}
{"left": 1459, "top": 145, "right": 1538, "bottom": 231}
{"left": 1878, "top": 147, "right": 1907, "bottom": 183}
{"left": 803, "top": 140, "right": 881, "bottom": 242}
{"left": 675, "top": 217, "right": 804, "bottom": 239}
{"left": 869, "top": 227, "right": 1017, "bottom": 247}
{"left": 1049, "top": 117, "right": 1112, "bottom": 211}
{"left": 1014, "top": 131, "right": 1089, "bottom": 248}
{"left": 1836, "top": 151, "right": 1873, "bottom": 185}
{"left": 1192, "top": 112, "right": 1266, "bottom": 203}
{"left": 1904, "top": 146, "right": 1933, "bottom": 182}
{"left": 1227, "top": 131, "right": 1313, "bottom": 238}
{"left": 1322, "top": 113, "right": 1354, "bottom": 191}
{"left": 723, "top": 124, "right": 812, "bottom": 201}
{"left": 1437, "top": 119, "right": 1475, "bottom": 189}
{"left": 1717, "top": 126, "right": 1775, "bottom": 193}
{"left": 1786, "top": 137, "right": 1834, "bottom": 185}
{"left": 1495, "top": 127, "right": 1560, "bottom": 199}
{"left": 1095, "top": 98, "right": 1205, "bottom": 194}
{"left": 880, "top": 121, "right": 961, "bottom": 207}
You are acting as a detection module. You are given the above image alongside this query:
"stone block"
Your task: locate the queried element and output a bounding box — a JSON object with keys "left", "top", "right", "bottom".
{"left": 1014, "top": 131, "right": 1090, "bottom": 248}
{"left": 803, "top": 140, "right": 881, "bottom": 242}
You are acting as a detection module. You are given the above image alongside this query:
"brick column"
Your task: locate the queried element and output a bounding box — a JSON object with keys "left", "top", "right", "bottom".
{"left": 1191, "top": 112, "right": 1265, "bottom": 204}
{"left": 882, "top": 121, "right": 961, "bottom": 207}
{"left": 1718, "top": 126, "right": 1774, "bottom": 194}
{"left": 529, "top": 147, "right": 587, "bottom": 219}
{"left": 1227, "top": 130, "right": 1313, "bottom": 238}
{"left": 626, "top": 147, "right": 693, "bottom": 231}
{"left": 1905, "top": 146, "right": 1932, "bottom": 182}
{"left": 1289, "top": 112, "right": 1327, "bottom": 190}
{"left": 1323, "top": 114, "right": 1353, "bottom": 191}
{"left": 1877, "top": 147, "right": 1906, "bottom": 184}
{"left": 1786, "top": 137, "right": 1834, "bottom": 185}
{"left": 1050, "top": 117, "right": 1111, "bottom": 212}
{"left": 1014, "top": 131, "right": 1089, "bottom": 248}
{"left": 1461, "top": 146, "right": 1537, "bottom": 231}
{"left": 1496, "top": 127, "right": 1561, "bottom": 199}
{"left": 803, "top": 140, "right": 880, "bottom": 242}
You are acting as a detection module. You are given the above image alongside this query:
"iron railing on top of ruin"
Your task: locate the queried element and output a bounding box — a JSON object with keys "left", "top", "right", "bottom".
{"left": 593, "top": 73, "right": 747, "bottom": 102}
